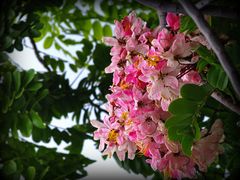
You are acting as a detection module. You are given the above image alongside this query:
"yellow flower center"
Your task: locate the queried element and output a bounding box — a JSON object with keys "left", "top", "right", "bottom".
{"left": 108, "top": 129, "right": 118, "bottom": 143}
{"left": 136, "top": 141, "right": 149, "bottom": 156}
{"left": 119, "top": 112, "right": 132, "bottom": 126}
{"left": 121, "top": 112, "right": 128, "bottom": 120}
{"left": 120, "top": 80, "right": 130, "bottom": 89}
{"left": 146, "top": 55, "right": 160, "bottom": 66}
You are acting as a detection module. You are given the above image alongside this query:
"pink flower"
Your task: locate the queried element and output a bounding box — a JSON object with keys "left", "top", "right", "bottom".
{"left": 161, "top": 153, "right": 196, "bottom": 179}
{"left": 152, "top": 28, "right": 173, "bottom": 52}
{"left": 95, "top": 12, "right": 220, "bottom": 180}
{"left": 171, "top": 34, "right": 191, "bottom": 57}
{"left": 191, "top": 119, "right": 224, "bottom": 172}
{"left": 91, "top": 116, "right": 120, "bottom": 151}
{"left": 166, "top": 13, "right": 180, "bottom": 31}
{"left": 126, "top": 37, "right": 137, "bottom": 51}
{"left": 139, "top": 118, "right": 157, "bottom": 135}
{"left": 161, "top": 33, "right": 191, "bottom": 67}
{"left": 138, "top": 31, "right": 152, "bottom": 44}
{"left": 114, "top": 20, "right": 125, "bottom": 39}
{"left": 103, "top": 37, "right": 119, "bottom": 46}
{"left": 181, "top": 70, "right": 202, "bottom": 85}
{"left": 164, "top": 136, "right": 180, "bottom": 153}
{"left": 129, "top": 12, "right": 147, "bottom": 36}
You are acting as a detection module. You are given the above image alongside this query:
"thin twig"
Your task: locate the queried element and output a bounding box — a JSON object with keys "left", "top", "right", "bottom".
{"left": 24, "top": 43, "right": 68, "bottom": 64}
{"left": 135, "top": 0, "right": 159, "bottom": 9}
{"left": 195, "top": 0, "right": 214, "bottom": 9}
{"left": 135, "top": 0, "right": 240, "bottom": 19}
{"left": 211, "top": 91, "right": 240, "bottom": 115}
{"left": 157, "top": 10, "right": 167, "bottom": 30}
{"left": 29, "top": 37, "right": 51, "bottom": 72}
{"left": 70, "top": 68, "right": 86, "bottom": 87}
{"left": 178, "top": 0, "right": 240, "bottom": 98}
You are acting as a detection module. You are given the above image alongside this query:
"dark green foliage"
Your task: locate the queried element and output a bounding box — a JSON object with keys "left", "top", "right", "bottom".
{"left": 0, "top": 138, "right": 94, "bottom": 179}
{"left": 180, "top": 16, "right": 197, "bottom": 33}
{"left": 166, "top": 84, "right": 213, "bottom": 156}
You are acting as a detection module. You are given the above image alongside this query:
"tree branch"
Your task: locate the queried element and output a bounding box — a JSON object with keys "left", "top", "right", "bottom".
{"left": 195, "top": 0, "right": 214, "bottom": 9}
{"left": 157, "top": 10, "right": 167, "bottom": 30}
{"left": 135, "top": 0, "right": 240, "bottom": 19}
{"left": 178, "top": 0, "right": 240, "bottom": 98}
{"left": 211, "top": 91, "right": 240, "bottom": 115}
{"left": 29, "top": 37, "right": 51, "bottom": 72}
{"left": 24, "top": 42, "right": 68, "bottom": 63}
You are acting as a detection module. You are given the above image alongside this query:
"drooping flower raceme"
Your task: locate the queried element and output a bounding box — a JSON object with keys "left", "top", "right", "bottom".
{"left": 91, "top": 12, "right": 224, "bottom": 179}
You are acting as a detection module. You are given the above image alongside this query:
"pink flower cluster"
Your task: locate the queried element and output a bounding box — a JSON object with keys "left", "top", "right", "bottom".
{"left": 91, "top": 12, "right": 224, "bottom": 179}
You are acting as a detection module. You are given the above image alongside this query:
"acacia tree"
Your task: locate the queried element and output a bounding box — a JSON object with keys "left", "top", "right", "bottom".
{"left": 0, "top": 0, "right": 240, "bottom": 179}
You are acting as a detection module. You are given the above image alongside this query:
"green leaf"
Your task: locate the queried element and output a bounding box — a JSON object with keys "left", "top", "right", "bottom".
{"left": 207, "top": 65, "right": 228, "bottom": 90}
{"left": 193, "top": 119, "right": 201, "bottom": 140}
{"left": 103, "top": 24, "right": 112, "bottom": 37}
{"left": 81, "top": 19, "right": 92, "bottom": 32}
{"left": 30, "top": 111, "right": 45, "bottom": 129}
{"left": 92, "top": 21, "right": 103, "bottom": 41}
{"left": 69, "top": 64, "right": 78, "bottom": 72}
{"left": 14, "top": 37, "right": 23, "bottom": 51}
{"left": 28, "top": 82, "right": 43, "bottom": 91}
{"left": 1, "top": 36, "right": 12, "bottom": 50}
{"left": 26, "top": 166, "right": 36, "bottom": 180}
{"left": 76, "top": 51, "right": 87, "bottom": 63}
{"left": 110, "top": 6, "right": 118, "bottom": 19}
{"left": 18, "top": 113, "right": 33, "bottom": 137}
{"left": 180, "top": 16, "right": 196, "bottom": 33}
{"left": 13, "top": 70, "right": 21, "bottom": 92}
{"left": 29, "top": 29, "right": 41, "bottom": 38}
{"left": 93, "top": 44, "right": 111, "bottom": 70}
{"left": 197, "top": 46, "right": 216, "bottom": 64}
{"left": 3, "top": 160, "right": 17, "bottom": 175}
{"left": 15, "top": 87, "right": 25, "bottom": 99}
{"left": 168, "top": 99, "right": 199, "bottom": 115}
{"left": 11, "top": 115, "right": 19, "bottom": 139}
{"left": 22, "top": 69, "right": 35, "bottom": 87}
{"left": 180, "top": 84, "right": 208, "bottom": 102}
{"left": 82, "top": 39, "right": 93, "bottom": 54}
{"left": 196, "top": 58, "right": 208, "bottom": 72}
{"left": 165, "top": 114, "right": 192, "bottom": 129}
{"left": 168, "top": 127, "right": 182, "bottom": 141}
{"left": 58, "top": 60, "right": 65, "bottom": 72}
{"left": 36, "top": 89, "right": 49, "bottom": 101}
{"left": 5, "top": 71, "right": 12, "bottom": 94}
{"left": 31, "top": 89, "right": 49, "bottom": 109}
{"left": 39, "top": 166, "right": 49, "bottom": 180}
{"left": 43, "top": 36, "right": 54, "bottom": 49}
{"left": 181, "top": 135, "right": 194, "bottom": 156}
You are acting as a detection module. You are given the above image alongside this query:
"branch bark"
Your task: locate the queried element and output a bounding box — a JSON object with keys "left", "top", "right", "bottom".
{"left": 211, "top": 91, "right": 240, "bottom": 115}
{"left": 135, "top": 0, "right": 240, "bottom": 19}
{"left": 178, "top": 0, "right": 240, "bottom": 98}
{"left": 195, "top": 0, "right": 214, "bottom": 9}
{"left": 157, "top": 10, "right": 167, "bottom": 30}
{"left": 29, "top": 37, "right": 51, "bottom": 72}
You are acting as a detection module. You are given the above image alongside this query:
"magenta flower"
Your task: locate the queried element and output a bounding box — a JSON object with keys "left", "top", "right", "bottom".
{"left": 166, "top": 12, "right": 180, "bottom": 31}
